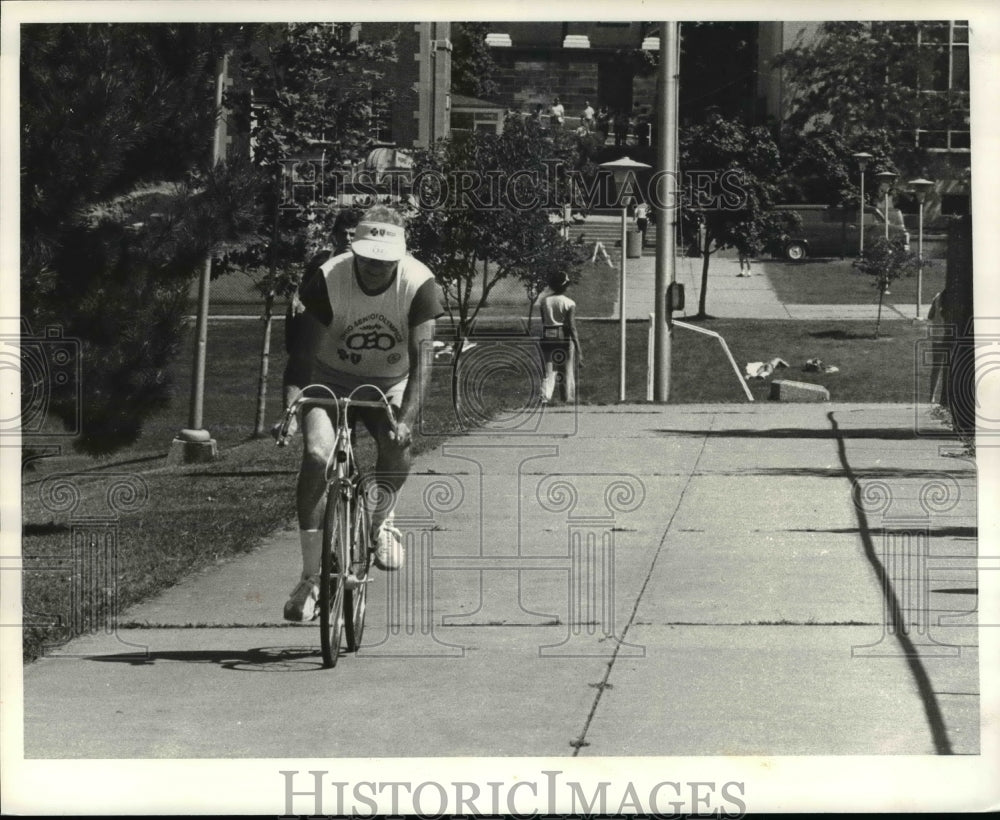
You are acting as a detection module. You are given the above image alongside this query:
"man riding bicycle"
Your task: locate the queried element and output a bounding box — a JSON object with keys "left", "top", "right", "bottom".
{"left": 278, "top": 208, "right": 361, "bottom": 435}
{"left": 284, "top": 204, "right": 443, "bottom": 622}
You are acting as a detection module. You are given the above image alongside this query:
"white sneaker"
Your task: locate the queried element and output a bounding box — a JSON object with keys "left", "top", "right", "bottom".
{"left": 283, "top": 575, "right": 320, "bottom": 622}
{"left": 372, "top": 521, "right": 404, "bottom": 571}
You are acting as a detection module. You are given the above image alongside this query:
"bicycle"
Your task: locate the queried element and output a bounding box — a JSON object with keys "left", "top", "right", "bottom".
{"left": 274, "top": 383, "right": 397, "bottom": 668}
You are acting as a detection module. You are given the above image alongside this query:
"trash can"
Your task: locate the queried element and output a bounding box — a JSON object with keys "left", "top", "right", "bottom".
{"left": 626, "top": 229, "right": 642, "bottom": 258}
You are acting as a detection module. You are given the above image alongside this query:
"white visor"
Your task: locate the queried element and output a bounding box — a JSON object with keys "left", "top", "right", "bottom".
{"left": 351, "top": 221, "right": 406, "bottom": 261}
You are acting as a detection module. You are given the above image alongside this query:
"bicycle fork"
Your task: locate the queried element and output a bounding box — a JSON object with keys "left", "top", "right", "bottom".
{"left": 332, "top": 471, "right": 373, "bottom": 593}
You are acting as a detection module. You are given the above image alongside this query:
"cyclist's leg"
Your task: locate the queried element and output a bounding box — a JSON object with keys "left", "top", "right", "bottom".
{"left": 296, "top": 402, "right": 338, "bottom": 577}
{"left": 357, "top": 417, "right": 409, "bottom": 531}
{"left": 356, "top": 383, "right": 409, "bottom": 570}
{"left": 284, "top": 400, "right": 339, "bottom": 621}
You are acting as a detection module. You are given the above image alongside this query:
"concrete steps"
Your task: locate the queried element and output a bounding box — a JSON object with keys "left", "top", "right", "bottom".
{"left": 565, "top": 220, "right": 661, "bottom": 265}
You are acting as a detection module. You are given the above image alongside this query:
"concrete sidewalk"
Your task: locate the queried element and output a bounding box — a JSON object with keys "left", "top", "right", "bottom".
{"left": 612, "top": 251, "right": 917, "bottom": 321}
{"left": 20, "top": 402, "right": 979, "bottom": 762}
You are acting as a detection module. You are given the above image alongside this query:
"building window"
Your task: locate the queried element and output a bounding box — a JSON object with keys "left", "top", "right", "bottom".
{"left": 914, "top": 21, "right": 969, "bottom": 153}
{"left": 370, "top": 91, "right": 393, "bottom": 143}
{"left": 450, "top": 110, "right": 502, "bottom": 134}
{"left": 951, "top": 44, "right": 969, "bottom": 87}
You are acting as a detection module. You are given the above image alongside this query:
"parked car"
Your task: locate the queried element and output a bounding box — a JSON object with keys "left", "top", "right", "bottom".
{"left": 769, "top": 204, "right": 910, "bottom": 261}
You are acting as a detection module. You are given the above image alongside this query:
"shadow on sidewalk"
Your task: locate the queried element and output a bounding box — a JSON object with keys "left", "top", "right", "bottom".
{"left": 712, "top": 466, "right": 973, "bottom": 479}
{"left": 651, "top": 426, "right": 946, "bottom": 440}
{"left": 84, "top": 644, "right": 325, "bottom": 673}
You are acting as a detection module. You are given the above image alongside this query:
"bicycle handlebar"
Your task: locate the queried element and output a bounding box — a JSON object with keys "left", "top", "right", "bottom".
{"left": 273, "top": 386, "right": 397, "bottom": 447}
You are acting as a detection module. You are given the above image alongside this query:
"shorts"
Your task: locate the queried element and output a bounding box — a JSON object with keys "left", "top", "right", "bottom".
{"left": 301, "top": 365, "right": 406, "bottom": 438}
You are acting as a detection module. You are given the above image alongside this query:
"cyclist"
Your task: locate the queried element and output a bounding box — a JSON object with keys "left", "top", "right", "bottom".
{"left": 284, "top": 204, "right": 443, "bottom": 622}
{"left": 277, "top": 209, "right": 361, "bottom": 438}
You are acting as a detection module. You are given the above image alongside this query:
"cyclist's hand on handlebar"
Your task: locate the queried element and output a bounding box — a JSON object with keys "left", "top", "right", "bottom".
{"left": 271, "top": 407, "right": 299, "bottom": 446}
{"left": 389, "top": 420, "right": 412, "bottom": 448}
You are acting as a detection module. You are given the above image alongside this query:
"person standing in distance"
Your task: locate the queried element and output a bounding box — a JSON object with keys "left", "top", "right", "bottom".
{"left": 550, "top": 96, "right": 565, "bottom": 126}
{"left": 538, "top": 271, "right": 582, "bottom": 405}
{"left": 284, "top": 204, "right": 443, "bottom": 622}
{"left": 635, "top": 200, "right": 649, "bottom": 246}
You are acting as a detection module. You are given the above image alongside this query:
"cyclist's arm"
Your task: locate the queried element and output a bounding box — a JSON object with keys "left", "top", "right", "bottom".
{"left": 397, "top": 318, "right": 436, "bottom": 437}
{"left": 296, "top": 252, "right": 335, "bottom": 326}
{"left": 282, "top": 252, "right": 334, "bottom": 412}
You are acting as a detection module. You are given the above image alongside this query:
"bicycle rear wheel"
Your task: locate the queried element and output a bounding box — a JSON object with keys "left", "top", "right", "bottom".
{"left": 343, "top": 472, "right": 373, "bottom": 652}
{"left": 319, "top": 491, "right": 348, "bottom": 668}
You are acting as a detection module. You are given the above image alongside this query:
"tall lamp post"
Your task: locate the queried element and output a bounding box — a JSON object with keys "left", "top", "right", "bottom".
{"left": 171, "top": 52, "right": 229, "bottom": 463}
{"left": 909, "top": 178, "right": 934, "bottom": 320}
{"left": 852, "top": 152, "right": 873, "bottom": 256}
{"left": 651, "top": 21, "right": 679, "bottom": 403}
{"left": 874, "top": 170, "right": 897, "bottom": 240}
{"left": 600, "top": 156, "right": 651, "bottom": 401}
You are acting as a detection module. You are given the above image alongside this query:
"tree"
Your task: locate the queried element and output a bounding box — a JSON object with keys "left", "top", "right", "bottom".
{"left": 773, "top": 21, "right": 968, "bottom": 185}
{"left": 853, "top": 235, "right": 921, "bottom": 339}
{"left": 451, "top": 22, "right": 499, "bottom": 100}
{"left": 224, "top": 23, "right": 398, "bottom": 435}
{"left": 679, "top": 112, "right": 790, "bottom": 319}
{"left": 405, "top": 117, "right": 586, "bottom": 408}
{"left": 679, "top": 22, "right": 759, "bottom": 125}
{"left": 21, "top": 23, "right": 261, "bottom": 454}
{"left": 777, "top": 125, "right": 908, "bottom": 208}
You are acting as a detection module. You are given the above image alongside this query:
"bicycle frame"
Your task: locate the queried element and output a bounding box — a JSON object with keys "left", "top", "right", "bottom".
{"left": 275, "top": 384, "right": 396, "bottom": 667}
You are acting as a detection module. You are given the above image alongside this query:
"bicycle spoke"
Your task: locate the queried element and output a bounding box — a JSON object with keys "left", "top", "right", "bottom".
{"left": 319, "top": 493, "right": 346, "bottom": 668}
{"left": 344, "top": 472, "right": 373, "bottom": 652}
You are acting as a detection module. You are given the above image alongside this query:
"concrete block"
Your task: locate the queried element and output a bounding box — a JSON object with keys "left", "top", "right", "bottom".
{"left": 769, "top": 379, "right": 830, "bottom": 402}
{"left": 166, "top": 437, "right": 218, "bottom": 464}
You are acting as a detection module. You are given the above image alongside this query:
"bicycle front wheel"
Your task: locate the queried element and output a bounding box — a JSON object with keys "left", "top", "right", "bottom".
{"left": 343, "top": 472, "right": 373, "bottom": 652}
{"left": 319, "top": 491, "right": 348, "bottom": 668}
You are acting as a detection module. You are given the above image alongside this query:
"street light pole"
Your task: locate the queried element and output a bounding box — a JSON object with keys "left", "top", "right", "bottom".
{"left": 852, "top": 152, "right": 872, "bottom": 256}
{"left": 170, "top": 52, "right": 229, "bottom": 464}
{"left": 875, "top": 170, "right": 897, "bottom": 240}
{"left": 600, "top": 156, "right": 651, "bottom": 402}
{"left": 909, "top": 178, "right": 934, "bottom": 321}
{"left": 619, "top": 199, "right": 627, "bottom": 400}
{"left": 653, "top": 21, "right": 679, "bottom": 403}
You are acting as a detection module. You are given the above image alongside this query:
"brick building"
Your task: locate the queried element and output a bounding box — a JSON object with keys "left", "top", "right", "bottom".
{"left": 481, "top": 20, "right": 970, "bottom": 223}
{"left": 361, "top": 22, "right": 452, "bottom": 149}
{"left": 756, "top": 20, "right": 971, "bottom": 223}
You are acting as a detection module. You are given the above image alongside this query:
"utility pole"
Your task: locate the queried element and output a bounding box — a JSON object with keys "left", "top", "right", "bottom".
{"left": 170, "top": 52, "right": 228, "bottom": 463}
{"left": 653, "top": 22, "right": 679, "bottom": 402}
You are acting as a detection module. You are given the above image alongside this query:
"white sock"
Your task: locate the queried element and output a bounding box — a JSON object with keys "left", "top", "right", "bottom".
{"left": 299, "top": 529, "right": 322, "bottom": 579}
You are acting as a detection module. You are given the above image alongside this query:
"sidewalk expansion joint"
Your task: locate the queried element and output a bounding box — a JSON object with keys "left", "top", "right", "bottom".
{"left": 569, "top": 421, "right": 713, "bottom": 757}
{"left": 114, "top": 622, "right": 316, "bottom": 629}
{"left": 634, "top": 620, "right": 879, "bottom": 627}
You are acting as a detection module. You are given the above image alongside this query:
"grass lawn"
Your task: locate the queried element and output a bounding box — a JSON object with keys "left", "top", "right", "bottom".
{"left": 569, "top": 261, "right": 619, "bottom": 318}
{"left": 578, "top": 317, "right": 934, "bottom": 404}
{"left": 19, "top": 317, "right": 532, "bottom": 661}
{"left": 764, "top": 257, "right": 946, "bottom": 307}
{"left": 20, "top": 313, "right": 935, "bottom": 660}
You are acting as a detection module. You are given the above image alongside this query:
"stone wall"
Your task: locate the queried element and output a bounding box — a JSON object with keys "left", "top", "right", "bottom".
{"left": 491, "top": 50, "right": 600, "bottom": 114}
